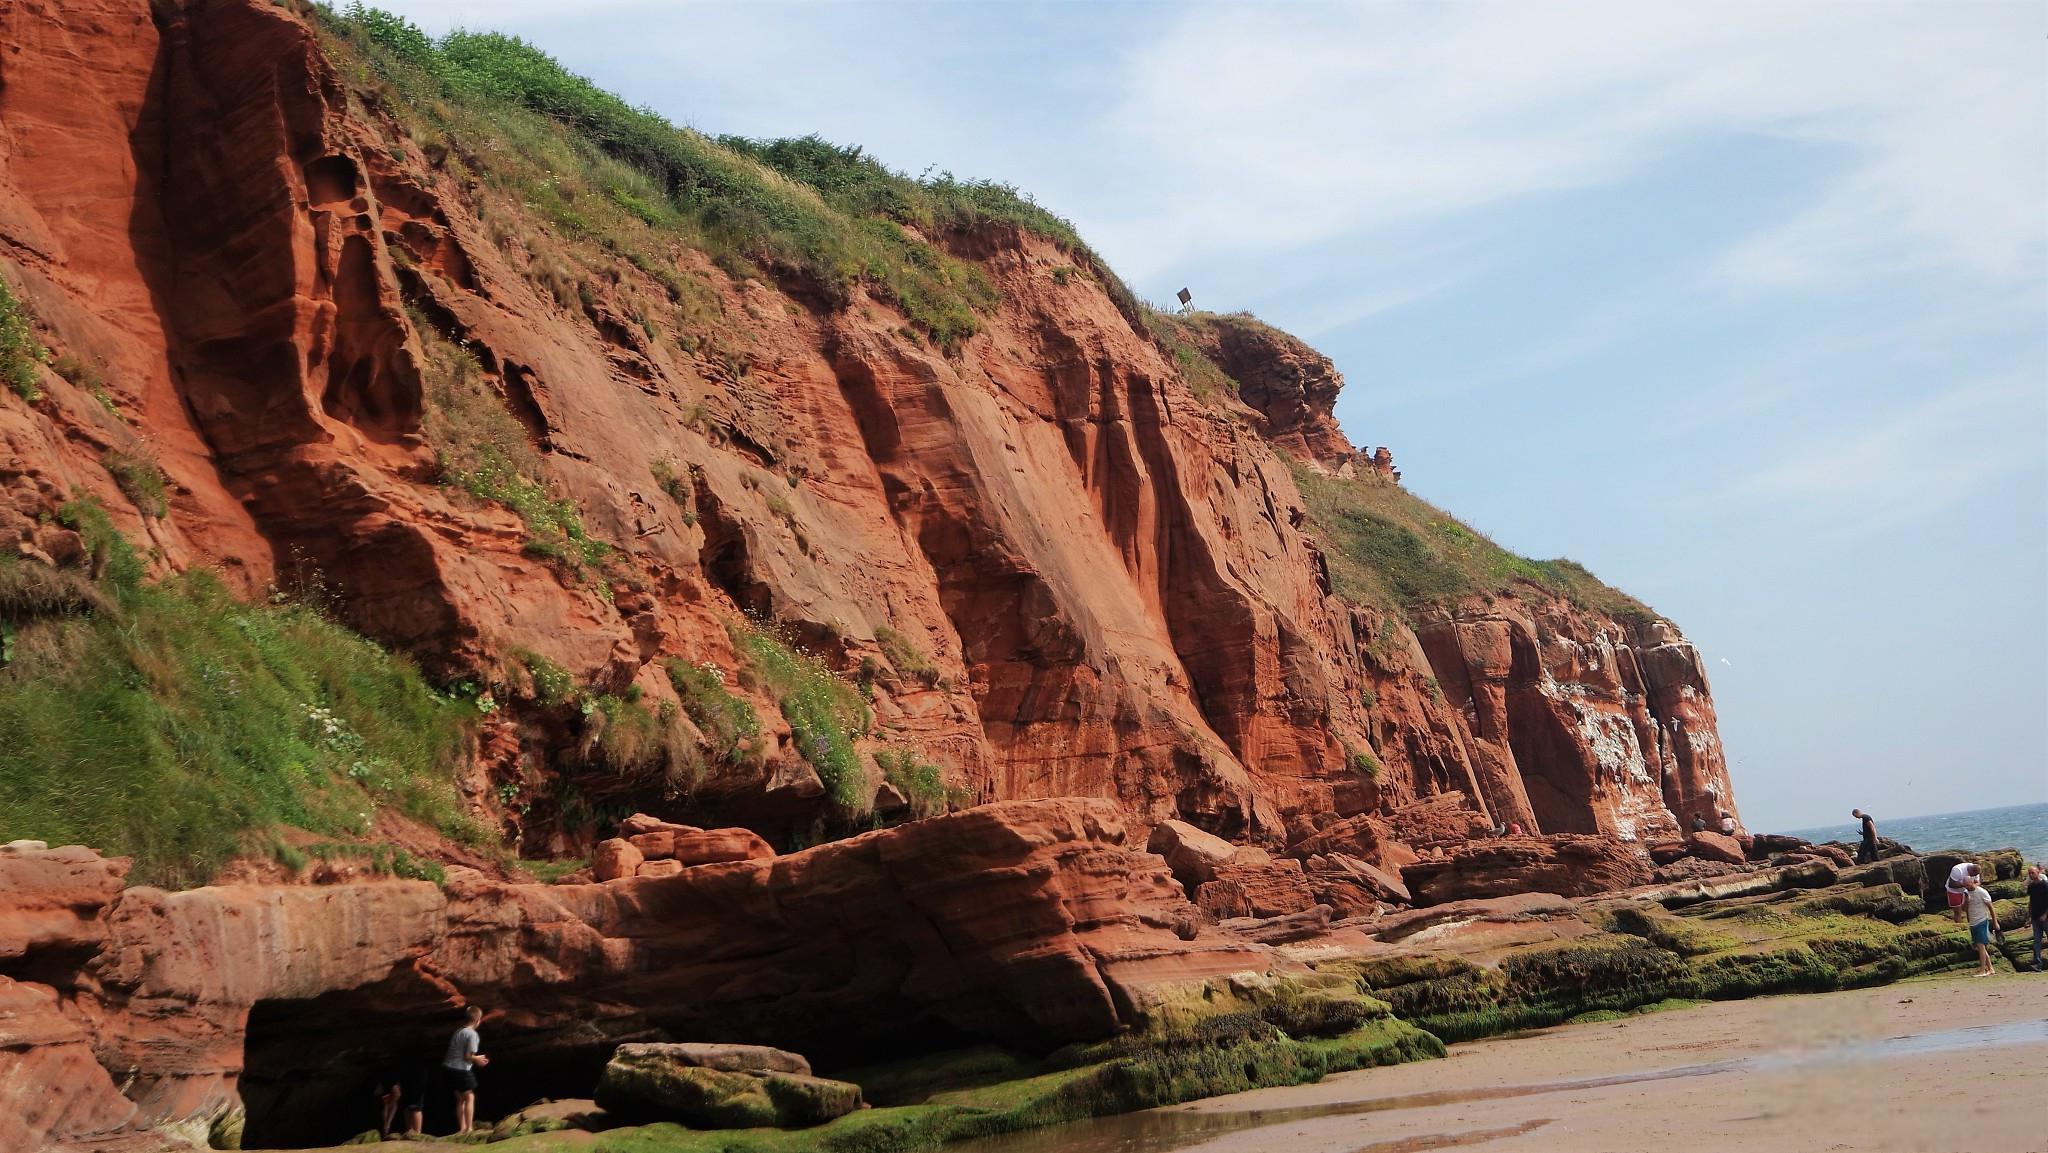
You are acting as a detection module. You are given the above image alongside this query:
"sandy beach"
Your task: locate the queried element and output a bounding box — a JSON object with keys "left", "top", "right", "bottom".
{"left": 1146, "top": 972, "right": 2048, "bottom": 1153}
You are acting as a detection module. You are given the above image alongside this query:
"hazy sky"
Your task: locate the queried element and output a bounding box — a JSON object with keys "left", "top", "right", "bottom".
{"left": 374, "top": 1, "right": 2047, "bottom": 832}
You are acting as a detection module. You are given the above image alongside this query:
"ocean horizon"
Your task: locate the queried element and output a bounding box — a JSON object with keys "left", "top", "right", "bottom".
{"left": 1782, "top": 800, "right": 2048, "bottom": 866}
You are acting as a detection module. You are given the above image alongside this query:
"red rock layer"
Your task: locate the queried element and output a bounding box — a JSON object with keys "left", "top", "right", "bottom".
{"left": 0, "top": 0, "right": 1738, "bottom": 855}
{"left": 1, "top": 803, "right": 1284, "bottom": 1149}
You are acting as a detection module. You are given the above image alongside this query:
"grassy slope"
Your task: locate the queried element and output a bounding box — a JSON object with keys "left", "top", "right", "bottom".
{"left": 1291, "top": 463, "right": 1658, "bottom": 624}
{"left": 0, "top": 504, "right": 480, "bottom": 887}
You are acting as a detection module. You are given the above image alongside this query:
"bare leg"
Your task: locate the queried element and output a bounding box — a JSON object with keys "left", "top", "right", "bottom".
{"left": 380, "top": 1089, "right": 398, "bottom": 1135}
{"left": 406, "top": 1107, "right": 423, "bottom": 1136}
{"left": 457, "top": 1090, "right": 474, "bottom": 1134}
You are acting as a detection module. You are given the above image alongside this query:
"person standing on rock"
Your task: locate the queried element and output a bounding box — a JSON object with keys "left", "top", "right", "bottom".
{"left": 1852, "top": 809, "right": 1878, "bottom": 864}
{"left": 1946, "top": 862, "right": 1980, "bottom": 924}
{"left": 2026, "top": 864, "right": 2048, "bottom": 973}
{"left": 442, "top": 1005, "right": 490, "bottom": 1135}
{"left": 1963, "top": 872, "right": 1997, "bottom": 977}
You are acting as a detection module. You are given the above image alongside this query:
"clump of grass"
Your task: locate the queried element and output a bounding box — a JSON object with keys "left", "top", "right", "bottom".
{"left": 732, "top": 622, "right": 869, "bottom": 809}
{"left": 516, "top": 648, "right": 575, "bottom": 705}
{"left": 0, "top": 280, "right": 44, "bottom": 402}
{"left": 874, "top": 747, "right": 967, "bottom": 819}
{"left": 649, "top": 456, "right": 690, "bottom": 503}
{"left": 1343, "top": 740, "right": 1381, "bottom": 780}
{"left": 0, "top": 501, "right": 477, "bottom": 887}
{"left": 103, "top": 449, "right": 168, "bottom": 518}
{"left": 665, "top": 657, "right": 760, "bottom": 763}
{"left": 411, "top": 308, "right": 609, "bottom": 571}
{"left": 874, "top": 624, "right": 939, "bottom": 686}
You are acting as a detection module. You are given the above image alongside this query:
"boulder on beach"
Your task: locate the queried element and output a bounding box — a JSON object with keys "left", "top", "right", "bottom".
{"left": 593, "top": 1042, "right": 861, "bottom": 1129}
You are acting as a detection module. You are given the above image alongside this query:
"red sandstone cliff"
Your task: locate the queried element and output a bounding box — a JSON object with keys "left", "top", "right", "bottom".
{"left": 0, "top": 0, "right": 1737, "bottom": 861}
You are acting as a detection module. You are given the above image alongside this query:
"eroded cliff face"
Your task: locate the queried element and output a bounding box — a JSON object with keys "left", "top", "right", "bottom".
{"left": 1, "top": 805, "right": 1280, "bottom": 1149}
{"left": 0, "top": 0, "right": 1735, "bottom": 858}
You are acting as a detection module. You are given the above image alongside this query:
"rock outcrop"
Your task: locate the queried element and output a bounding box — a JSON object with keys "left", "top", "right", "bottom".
{"left": 0, "top": 801, "right": 1282, "bottom": 1149}
{"left": 1400, "top": 835, "right": 1651, "bottom": 905}
{"left": 0, "top": 0, "right": 1736, "bottom": 864}
{"left": 593, "top": 1043, "right": 861, "bottom": 1129}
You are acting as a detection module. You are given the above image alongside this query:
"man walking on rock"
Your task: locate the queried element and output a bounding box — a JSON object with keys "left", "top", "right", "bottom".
{"left": 442, "top": 1005, "right": 490, "bottom": 1135}
{"left": 1851, "top": 809, "right": 1878, "bottom": 864}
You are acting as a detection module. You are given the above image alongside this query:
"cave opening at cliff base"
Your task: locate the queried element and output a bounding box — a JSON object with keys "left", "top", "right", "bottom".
{"left": 237, "top": 979, "right": 610, "bottom": 1148}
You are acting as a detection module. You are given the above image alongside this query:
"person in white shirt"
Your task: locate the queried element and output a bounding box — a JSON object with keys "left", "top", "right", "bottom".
{"left": 1946, "top": 861, "right": 1980, "bottom": 924}
{"left": 1963, "top": 874, "right": 1997, "bottom": 977}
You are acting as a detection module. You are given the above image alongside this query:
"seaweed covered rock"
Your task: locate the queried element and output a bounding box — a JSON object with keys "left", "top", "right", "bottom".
{"left": 593, "top": 1043, "right": 861, "bottom": 1128}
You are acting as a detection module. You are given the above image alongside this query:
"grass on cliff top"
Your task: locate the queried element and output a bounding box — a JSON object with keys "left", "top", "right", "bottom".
{"left": 0, "top": 501, "right": 480, "bottom": 887}
{"left": 1290, "top": 461, "right": 1659, "bottom": 624}
{"left": 320, "top": 5, "right": 1133, "bottom": 348}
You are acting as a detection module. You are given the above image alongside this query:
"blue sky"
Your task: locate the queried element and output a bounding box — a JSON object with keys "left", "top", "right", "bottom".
{"left": 376, "top": 1, "right": 2047, "bottom": 832}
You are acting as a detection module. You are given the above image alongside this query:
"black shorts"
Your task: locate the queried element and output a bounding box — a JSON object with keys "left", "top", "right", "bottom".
{"left": 442, "top": 1066, "right": 478, "bottom": 1092}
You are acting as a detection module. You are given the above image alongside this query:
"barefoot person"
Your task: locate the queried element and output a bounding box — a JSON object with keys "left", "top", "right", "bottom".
{"left": 1946, "top": 861, "right": 1980, "bottom": 924}
{"left": 442, "top": 1006, "right": 490, "bottom": 1135}
{"left": 374, "top": 1063, "right": 425, "bottom": 1137}
{"left": 1851, "top": 809, "right": 1878, "bottom": 864}
{"left": 1963, "top": 872, "right": 1997, "bottom": 977}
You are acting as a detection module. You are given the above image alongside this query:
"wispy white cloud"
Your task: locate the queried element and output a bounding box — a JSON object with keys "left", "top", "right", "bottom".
{"left": 1724, "top": 369, "right": 2046, "bottom": 539}
{"left": 1098, "top": 1, "right": 2046, "bottom": 290}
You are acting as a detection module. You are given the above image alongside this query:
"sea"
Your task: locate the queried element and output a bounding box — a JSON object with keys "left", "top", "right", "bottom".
{"left": 1783, "top": 801, "right": 2048, "bottom": 867}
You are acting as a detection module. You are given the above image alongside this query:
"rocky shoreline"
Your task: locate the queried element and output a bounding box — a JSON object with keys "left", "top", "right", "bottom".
{"left": 3, "top": 801, "right": 2031, "bottom": 1152}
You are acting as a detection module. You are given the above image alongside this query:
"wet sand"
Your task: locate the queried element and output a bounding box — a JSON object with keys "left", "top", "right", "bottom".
{"left": 1153, "top": 972, "right": 2048, "bottom": 1153}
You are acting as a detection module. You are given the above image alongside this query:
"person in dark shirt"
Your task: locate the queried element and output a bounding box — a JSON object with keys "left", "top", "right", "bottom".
{"left": 1690, "top": 815, "right": 1707, "bottom": 833}
{"left": 1852, "top": 809, "right": 1878, "bottom": 864}
{"left": 2027, "top": 864, "right": 2048, "bottom": 973}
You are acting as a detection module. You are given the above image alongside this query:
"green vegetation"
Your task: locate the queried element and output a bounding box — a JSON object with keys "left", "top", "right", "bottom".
{"left": 323, "top": 7, "right": 1131, "bottom": 350}
{"left": 0, "top": 279, "right": 43, "bottom": 402}
{"left": 1343, "top": 739, "right": 1381, "bottom": 780}
{"left": 649, "top": 457, "right": 690, "bottom": 504}
{"left": 412, "top": 309, "right": 609, "bottom": 572}
{"left": 0, "top": 501, "right": 476, "bottom": 886}
{"left": 1291, "top": 462, "right": 1659, "bottom": 623}
{"left": 734, "top": 623, "right": 870, "bottom": 808}
{"left": 1353, "top": 887, "right": 1990, "bottom": 1044}
{"left": 665, "top": 657, "right": 760, "bottom": 763}
{"left": 103, "top": 449, "right": 168, "bottom": 518}
{"left": 295, "top": 840, "right": 446, "bottom": 882}
{"left": 559, "top": 1013, "right": 1439, "bottom": 1153}
{"left": 586, "top": 692, "right": 699, "bottom": 793}
{"left": 873, "top": 625, "right": 938, "bottom": 686}
{"left": 874, "top": 747, "right": 966, "bottom": 819}
{"left": 1143, "top": 308, "right": 1239, "bottom": 405}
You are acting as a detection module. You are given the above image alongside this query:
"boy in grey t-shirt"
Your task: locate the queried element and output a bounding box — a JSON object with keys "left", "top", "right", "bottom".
{"left": 442, "top": 1006, "right": 490, "bottom": 1134}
